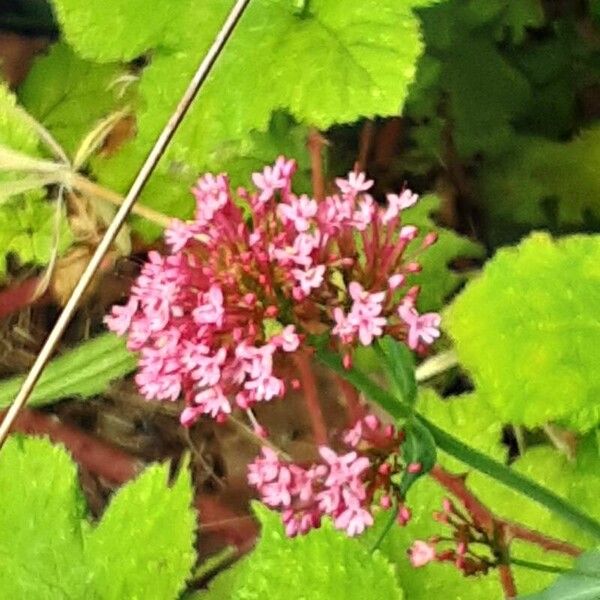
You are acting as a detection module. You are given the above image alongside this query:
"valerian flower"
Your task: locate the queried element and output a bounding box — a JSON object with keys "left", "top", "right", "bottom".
{"left": 249, "top": 415, "right": 415, "bottom": 538}
{"left": 106, "top": 156, "right": 440, "bottom": 428}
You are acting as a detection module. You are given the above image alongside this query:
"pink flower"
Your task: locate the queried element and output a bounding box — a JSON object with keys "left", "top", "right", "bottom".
{"left": 336, "top": 171, "right": 373, "bottom": 196}
{"left": 352, "top": 196, "right": 376, "bottom": 231}
{"left": 381, "top": 189, "right": 418, "bottom": 224}
{"left": 165, "top": 219, "right": 195, "bottom": 252}
{"left": 275, "top": 156, "right": 297, "bottom": 180}
{"left": 107, "top": 157, "right": 439, "bottom": 439}
{"left": 399, "top": 225, "right": 419, "bottom": 243}
{"left": 193, "top": 285, "right": 225, "bottom": 327}
{"left": 245, "top": 373, "right": 285, "bottom": 402}
{"left": 193, "top": 173, "right": 229, "bottom": 223}
{"left": 104, "top": 297, "right": 138, "bottom": 336}
{"left": 398, "top": 303, "right": 441, "bottom": 349}
{"left": 409, "top": 540, "right": 436, "bottom": 567}
{"left": 180, "top": 405, "right": 204, "bottom": 427}
{"left": 186, "top": 347, "right": 227, "bottom": 387}
{"left": 335, "top": 502, "right": 374, "bottom": 536}
{"left": 261, "top": 468, "right": 293, "bottom": 508}
{"left": 347, "top": 282, "right": 387, "bottom": 345}
{"left": 192, "top": 386, "right": 231, "bottom": 419}
{"left": 319, "top": 447, "right": 370, "bottom": 487}
{"left": 271, "top": 231, "right": 320, "bottom": 267}
{"left": 252, "top": 164, "right": 288, "bottom": 202}
{"left": 318, "top": 194, "right": 353, "bottom": 233}
{"left": 277, "top": 194, "right": 318, "bottom": 232}
{"left": 332, "top": 307, "right": 356, "bottom": 344}
{"left": 292, "top": 264, "right": 325, "bottom": 296}
{"left": 272, "top": 325, "right": 300, "bottom": 352}
{"left": 248, "top": 447, "right": 281, "bottom": 487}
{"left": 388, "top": 274, "right": 405, "bottom": 290}
{"left": 343, "top": 420, "right": 363, "bottom": 447}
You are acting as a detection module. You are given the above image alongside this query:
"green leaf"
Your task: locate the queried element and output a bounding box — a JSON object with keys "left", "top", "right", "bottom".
{"left": 417, "top": 388, "right": 506, "bottom": 470}
{"left": 51, "top": 0, "right": 186, "bottom": 62}
{"left": 0, "top": 83, "right": 42, "bottom": 158}
{"left": 0, "top": 195, "right": 73, "bottom": 281}
{"left": 398, "top": 417, "right": 436, "bottom": 496}
{"left": 19, "top": 42, "right": 128, "bottom": 156}
{"left": 90, "top": 143, "right": 195, "bottom": 241}
{"left": 85, "top": 460, "right": 197, "bottom": 599}
{"left": 493, "top": 0, "right": 544, "bottom": 44}
{"left": 0, "top": 333, "right": 136, "bottom": 408}
{"left": 377, "top": 337, "right": 418, "bottom": 407}
{"left": 412, "top": 2, "right": 533, "bottom": 159}
{"left": 519, "top": 549, "right": 600, "bottom": 599}
{"left": 0, "top": 436, "right": 197, "bottom": 599}
{"left": 477, "top": 126, "right": 600, "bottom": 233}
{"left": 203, "top": 503, "right": 404, "bottom": 599}
{"left": 0, "top": 436, "right": 89, "bottom": 599}
{"left": 403, "top": 194, "right": 485, "bottom": 311}
{"left": 207, "top": 111, "right": 313, "bottom": 194}
{"left": 445, "top": 232, "right": 600, "bottom": 431}
{"left": 133, "top": 0, "right": 438, "bottom": 169}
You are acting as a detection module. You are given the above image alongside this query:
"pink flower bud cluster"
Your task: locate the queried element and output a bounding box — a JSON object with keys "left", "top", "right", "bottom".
{"left": 248, "top": 414, "right": 414, "bottom": 537}
{"left": 105, "top": 157, "right": 440, "bottom": 427}
{"left": 408, "top": 497, "right": 491, "bottom": 575}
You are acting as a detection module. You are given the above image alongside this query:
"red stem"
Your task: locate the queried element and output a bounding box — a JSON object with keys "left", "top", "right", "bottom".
{"left": 373, "top": 117, "right": 403, "bottom": 170}
{"left": 430, "top": 464, "right": 583, "bottom": 557}
{"left": 357, "top": 120, "right": 375, "bottom": 172}
{"left": 9, "top": 408, "right": 141, "bottom": 484}
{"left": 498, "top": 563, "right": 517, "bottom": 599}
{"left": 0, "top": 276, "right": 48, "bottom": 320}
{"left": 509, "top": 523, "right": 582, "bottom": 557}
{"left": 336, "top": 376, "right": 365, "bottom": 425}
{"left": 308, "top": 127, "right": 326, "bottom": 201}
{"left": 292, "top": 349, "right": 328, "bottom": 446}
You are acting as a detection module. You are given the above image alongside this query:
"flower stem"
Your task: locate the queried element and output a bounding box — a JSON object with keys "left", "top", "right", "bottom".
{"left": 336, "top": 375, "right": 365, "bottom": 424}
{"left": 430, "top": 465, "right": 583, "bottom": 557}
{"left": 498, "top": 563, "right": 517, "bottom": 599}
{"left": 415, "top": 349, "right": 458, "bottom": 382}
{"left": 307, "top": 128, "right": 326, "bottom": 201}
{"left": 510, "top": 556, "right": 600, "bottom": 579}
{"left": 369, "top": 505, "right": 398, "bottom": 553}
{"left": 292, "top": 350, "right": 328, "bottom": 446}
{"left": 70, "top": 173, "right": 174, "bottom": 229}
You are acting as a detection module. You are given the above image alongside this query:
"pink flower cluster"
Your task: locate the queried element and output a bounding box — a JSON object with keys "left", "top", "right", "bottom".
{"left": 105, "top": 157, "right": 440, "bottom": 427}
{"left": 249, "top": 446, "right": 372, "bottom": 537}
{"left": 249, "top": 414, "right": 414, "bottom": 537}
{"left": 408, "top": 497, "right": 492, "bottom": 575}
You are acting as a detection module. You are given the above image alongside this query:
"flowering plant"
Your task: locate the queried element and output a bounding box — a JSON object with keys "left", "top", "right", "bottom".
{"left": 106, "top": 159, "right": 593, "bottom": 598}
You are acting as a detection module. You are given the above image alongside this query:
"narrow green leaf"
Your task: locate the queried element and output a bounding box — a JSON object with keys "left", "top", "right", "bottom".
{"left": 398, "top": 417, "right": 436, "bottom": 497}
{"left": 376, "top": 337, "right": 418, "bottom": 407}
{"left": 519, "top": 548, "right": 600, "bottom": 599}
{"left": 316, "top": 347, "right": 412, "bottom": 420}
{"left": 0, "top": 333, "right": 136, "bottom": 408}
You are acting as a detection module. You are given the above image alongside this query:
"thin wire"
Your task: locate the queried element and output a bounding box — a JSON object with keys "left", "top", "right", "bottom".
{"left": 0, "top": 0, "right": 252, "bottom": 449}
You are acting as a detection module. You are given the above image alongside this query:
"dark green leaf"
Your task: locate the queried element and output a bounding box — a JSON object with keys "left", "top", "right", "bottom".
{"left": 398, "top": 417, "right": 436, "bottom": 497}
{"left": 377, "top": 337, "right": 418, "bottom": 408}
{"left": 0, "top": 333, "right": 136, "bottom": 408}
